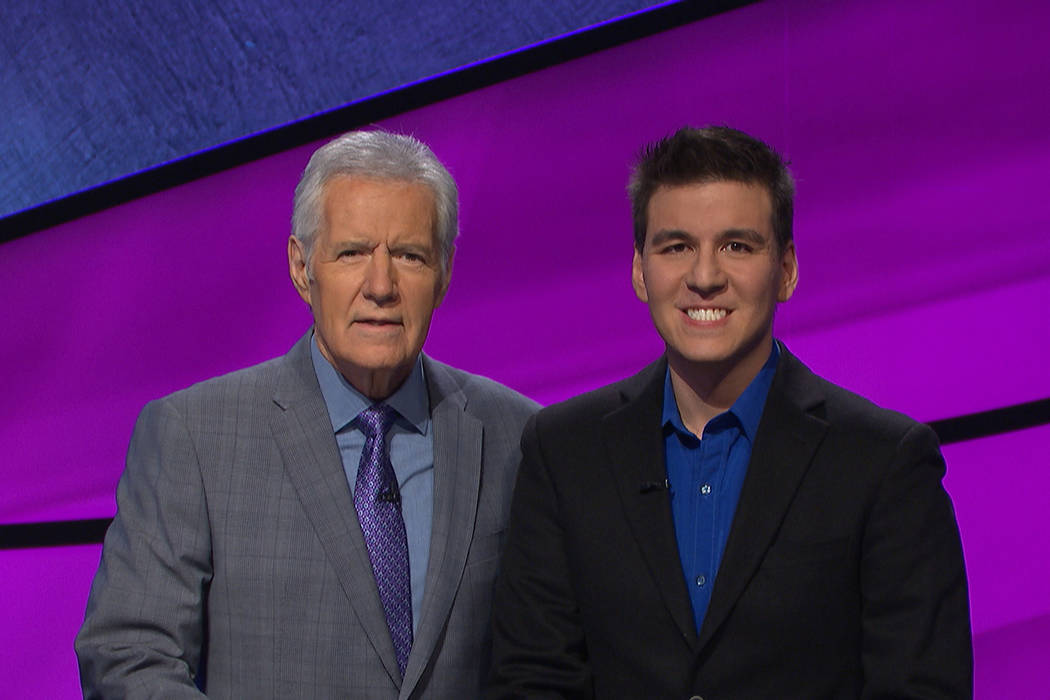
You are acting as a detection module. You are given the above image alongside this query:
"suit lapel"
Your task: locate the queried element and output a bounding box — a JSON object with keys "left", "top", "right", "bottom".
{"left": 400, "top": 356, "right": 483, "bottom": 697}
{"left": 602, "top": 359, "right": 699, "bottom": 646}
{"left": 269, "top": 333, "right": 403, "bottom": 686}
{"left": 696, "top": 348, "right": 829, "bottom": 653}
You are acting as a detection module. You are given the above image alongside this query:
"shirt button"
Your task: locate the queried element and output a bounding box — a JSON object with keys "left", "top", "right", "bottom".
{"left": 689, "top": 696, "right": 704, "bottom": 700}
{"left": 700, "top": 483, "right": 711, "bottom": 495}
{"left": 695, "top": 574, "right": 707, "bottom": 587}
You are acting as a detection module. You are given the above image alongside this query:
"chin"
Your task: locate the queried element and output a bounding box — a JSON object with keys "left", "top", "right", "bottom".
{"left": 671, "top": 339, "right": 736, "bottom": 362}
{"left": 670, "top": 341, "right": 760, "bottom": 372}
{"left": 352, "top": 355, "right": 407, "bottom": 373}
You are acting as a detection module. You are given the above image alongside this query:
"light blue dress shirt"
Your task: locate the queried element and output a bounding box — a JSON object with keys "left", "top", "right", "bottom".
{"left": 662, "top": 341, "right": 779, "bottom": 634}
{"left": 311, "top": 336, "right": 434, "bottom": 633}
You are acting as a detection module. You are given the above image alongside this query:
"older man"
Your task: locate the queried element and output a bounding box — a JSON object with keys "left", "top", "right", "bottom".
{"left": 489, "top": 126, "right": 972, "bottom": 698}
{"left": 77, "top": 130, "right": 538, "bottom": 699}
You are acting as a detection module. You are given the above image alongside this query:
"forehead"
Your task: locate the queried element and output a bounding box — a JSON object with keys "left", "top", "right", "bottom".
{"left": 646, "top": 180, "right": 773, "bottom": 237}
{"left": 320, "top": 176, "right": 436, "bottom": 241}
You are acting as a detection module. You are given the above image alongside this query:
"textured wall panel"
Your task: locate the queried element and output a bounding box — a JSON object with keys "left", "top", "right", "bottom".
{"left": 1, "top": 0, "right": 661, "bottom": 218}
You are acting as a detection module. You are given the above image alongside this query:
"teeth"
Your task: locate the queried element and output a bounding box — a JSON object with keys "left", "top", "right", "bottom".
{"left": 687, "top": 308, "right": 727, "bottom": 322}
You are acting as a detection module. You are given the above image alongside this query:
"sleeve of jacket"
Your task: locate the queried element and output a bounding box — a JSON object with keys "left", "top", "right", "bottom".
{"left": 860, "top": 421, "right": 973, "bottom": 699}
{"left": 487, "top": 413, "right": 594, "bottom": 700}
{"left": 75, "top": 397, "right": 211, "bottom": 699}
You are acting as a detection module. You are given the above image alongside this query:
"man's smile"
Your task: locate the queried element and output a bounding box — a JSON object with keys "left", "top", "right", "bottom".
{"left": 684, "top": 307, "right": 729, "bottom": 322}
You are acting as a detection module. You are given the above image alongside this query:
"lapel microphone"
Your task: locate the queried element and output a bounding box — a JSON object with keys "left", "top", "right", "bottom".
{"left": 639, "top": 479, "right": 670, "bottom": 494}
{"left": 378, "top": 486, "right": 402, "bottom": 505}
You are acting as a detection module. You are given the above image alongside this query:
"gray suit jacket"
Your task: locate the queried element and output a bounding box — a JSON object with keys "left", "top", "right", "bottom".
{"left": 77, "top": 332, "right": 539, "bottom": 699}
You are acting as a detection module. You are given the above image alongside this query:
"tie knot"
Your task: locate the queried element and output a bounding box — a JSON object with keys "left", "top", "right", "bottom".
{"left": 359, "top": 402, "right": 397, "bottom": 438}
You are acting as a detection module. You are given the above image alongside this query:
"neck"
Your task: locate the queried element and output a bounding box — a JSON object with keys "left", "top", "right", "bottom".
{"left": 345, "top": 365, "right": 412, "bottom": 401}
{"left": 315, "top": 339, "right": 414, "bottom": 401}
{"left": 667, "top": 338, "right": 773, "bottom": 437}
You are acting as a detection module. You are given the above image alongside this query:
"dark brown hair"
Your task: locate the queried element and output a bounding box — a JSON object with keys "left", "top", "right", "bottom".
{"left": 628, "top": 126, "right": 795, "bottom": 254}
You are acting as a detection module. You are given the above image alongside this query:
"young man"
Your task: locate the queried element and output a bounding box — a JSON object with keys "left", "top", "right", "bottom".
{"left": 489, "top": 126, "right": 972, "bottom": 699}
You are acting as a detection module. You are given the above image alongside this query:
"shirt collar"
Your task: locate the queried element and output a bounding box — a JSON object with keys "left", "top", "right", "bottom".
{"left": 662, "top": 340, "right": 780, "bottom": 442}
{"left": 310, "top": 332, "right": 430, "bottom": 436}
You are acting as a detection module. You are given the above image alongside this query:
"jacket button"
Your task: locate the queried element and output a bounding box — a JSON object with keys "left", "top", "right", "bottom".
{"left": 689, "top": 696, "right": 704, "bottom": 700}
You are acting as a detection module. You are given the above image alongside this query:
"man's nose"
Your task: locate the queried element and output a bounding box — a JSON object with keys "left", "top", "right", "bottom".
{"left": 686, "top": 248, "right": 728, "bottom": 295}
{"left": 363, "top": 249, "right": 396, "bottom": 302}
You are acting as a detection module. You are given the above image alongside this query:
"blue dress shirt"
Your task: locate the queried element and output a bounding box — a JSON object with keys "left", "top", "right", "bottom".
{"left": 662, "top": 342, "right": 779, "bottom": 634}
{"left": 311, "top": 336, "right": 434, "bottom": 633}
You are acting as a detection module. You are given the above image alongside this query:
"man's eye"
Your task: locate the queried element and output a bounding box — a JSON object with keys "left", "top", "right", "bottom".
{"left": 398, "top": 251, "right": 428, "bottom": 264}
{"left": 660, "top": 243, "right": 689, "bottom": 254}
{"left": 724, "top": 241, "right": 753, "bottom": 254}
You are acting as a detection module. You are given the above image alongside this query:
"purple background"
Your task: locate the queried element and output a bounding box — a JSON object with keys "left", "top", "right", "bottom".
{"left": 3, "top": 0, "right": 1048, "bottom": 696}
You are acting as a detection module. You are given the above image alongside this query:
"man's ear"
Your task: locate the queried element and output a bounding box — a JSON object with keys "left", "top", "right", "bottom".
{"left": 435, "top": 245, "right": 455, "bottom": 307}
{"left": 778, "top": 240, "right": 799, "bottom": 302}
{"left": 288, "top": 236, "right": 312, "bottom": 305}
{"left": 632, "top": 248, "right": 649, "bottom": 303}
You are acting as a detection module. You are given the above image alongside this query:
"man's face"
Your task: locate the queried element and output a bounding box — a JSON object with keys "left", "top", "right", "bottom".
{"left": 632, "top": 180, "right": 797, "bottom": 380}
{"left": 289, "top": 176, "right": 450, "bottom": 398}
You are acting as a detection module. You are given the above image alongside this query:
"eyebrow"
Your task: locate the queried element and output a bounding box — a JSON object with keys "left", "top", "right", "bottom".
{"left": 716, "top": 228, "right": 769, "bottom": 247}
{"left": 647, "top": 229, "right": 694, "bottom": 247}
{"left": 390, "top": 240, "right": 434, "bottom": 252}
{"left": 648, "top": 227, "right": 770, "bottom": 248}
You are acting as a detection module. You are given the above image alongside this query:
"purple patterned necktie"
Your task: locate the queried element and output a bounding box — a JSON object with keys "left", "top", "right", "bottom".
{"left": 354, "top": 403, "right": 413, "bottom": 676}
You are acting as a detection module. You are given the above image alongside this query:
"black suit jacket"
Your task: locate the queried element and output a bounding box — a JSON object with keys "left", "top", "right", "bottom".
{"left": 489, "top": 347, "right": 972, "bottom": 699}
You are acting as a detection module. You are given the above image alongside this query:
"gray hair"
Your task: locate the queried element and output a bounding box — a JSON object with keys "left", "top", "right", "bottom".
{"left": 291, "top": 130, "right": 459, "bottom": 275}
